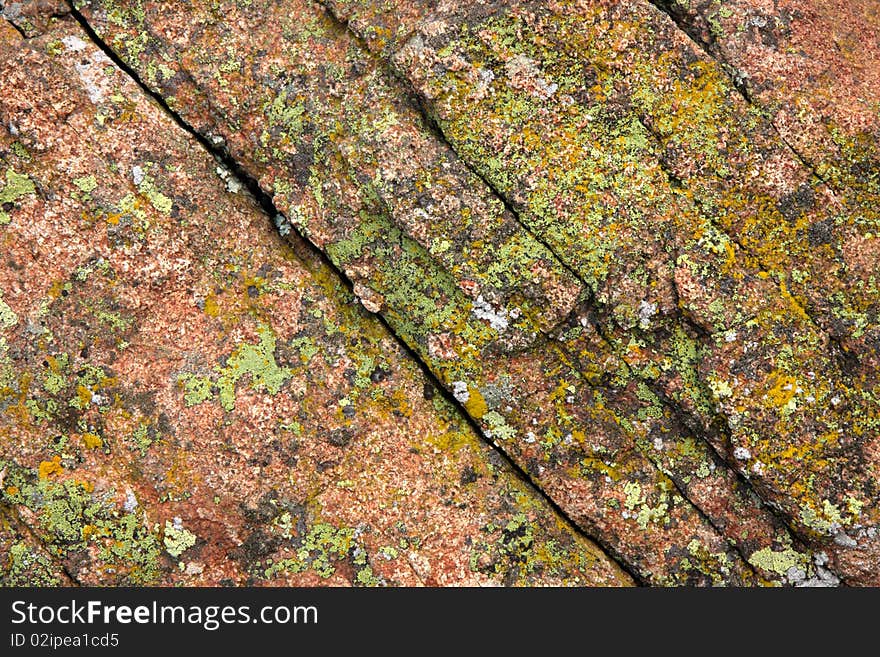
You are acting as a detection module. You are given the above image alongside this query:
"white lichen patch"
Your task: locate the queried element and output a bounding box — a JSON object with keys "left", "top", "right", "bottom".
{"left": 123, "top": 489, "right": 139, "bottom": 513}
{"left": 504, "top": 54, "right": 558, "bottom": 100}
{"left": 215, "top": 165, "right": 242, "bottom": 194}
{"left": 638, "top": 300, "right": 658, "bottom": 329}
{"left": 73, "top": 48, "right": 114, "bottom": 106}
{"left": 273, "top": 213, "right": 292, "bottom": 237}
{"left": 471, "top": 295, "right": 508, "bottom": 331}
{"left": 61, "top": 35, "right": 87, "bottom": 53}
{"left": 451, "top": 381, "right": 470, "bottom": 404}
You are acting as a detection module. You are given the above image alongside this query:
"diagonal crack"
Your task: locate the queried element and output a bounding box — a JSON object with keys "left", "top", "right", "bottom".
{"left": 317, "top": 0, "right": 857, "bottom": 585}
{"left": 62, "top": 2, "right": 644, "bottom": 586}
{"left": 646, "top": 0, "right": 843, "bottom": 194}
{"left": 1, "top": 16, "right": 30, "bottom": 38}
{"left": 302, "top": 1, "right": 850, "bottom": 584}
{"left": 636, "top": 4, "right": 862, "bottom": 374}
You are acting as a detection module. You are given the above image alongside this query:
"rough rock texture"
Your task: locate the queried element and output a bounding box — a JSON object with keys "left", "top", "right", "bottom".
{"left": 0, "top": 14, "right": 630, "bottom": 586}
{"left": 320, "top": 0, "right": 880, "bottom": 584}
{"left": 1, "top": 0, "right": 877, "bottom": 586}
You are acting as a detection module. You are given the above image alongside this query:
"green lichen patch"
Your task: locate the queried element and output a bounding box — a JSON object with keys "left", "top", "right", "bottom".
{"left": 0, "top": 168, "right": 36, "bottom": 225}
{"left": 0, "top": 293, "right": 17, "bottom": 329}
{"left": 1, "top": 539, "right": 62, "bottom": 586}
{"left": 0, "top": 461, "right": 163, "bottom": 584}
{"left": 748, "top": 546, "right": 807, "bottom": 579}
{"left": 179, "top": 324, "right": 291, "bottom": 412}
{"left": 264, "top": 522, "right": 361, "bottom": 580}
{"left": 163, "top": 518, "right": 198, "bottom": 558}
{"left": 73, "top": 175, "right": 98, "bottom": 194}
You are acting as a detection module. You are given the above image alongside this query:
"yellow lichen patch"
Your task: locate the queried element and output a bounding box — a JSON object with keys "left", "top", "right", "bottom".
{"left": 203, "top": 292, "right": 221, "bottom": 317}
{"left": 762, "top": 373, "right": 799, "bottom": 409}
{"left": 72, "top": 385, "right": 91, "bottom": 408}
{"left": 74, "top": 479, "right": 94, "bottom": 493}
{"left": 463, "top": 386, "right": 488, "bottom": 419}
{"left": 777, "top": 280, "right": 812, "bottom": 324}
{"left": 5, "top": 485, "right": 19, "bottom": 496}
{"left": 422, "top": 425, "right": 473, "bottom": 454}
{"left": 163, "top": 451, "right": 199, "bottom": 499}
{"left": 81, "top": 432, "right": 103, "bottom": 449}
{"left": 580, "top": 456, "right": 620, "bottom": 480}
{"left": 46, "top": 280, "right": 69, "bottom": 300}
{"left": 388, "top": 388, "right": 412, "bottom": 418}
{"left": 38, "top": 456, "right": 63, "bottom": 480}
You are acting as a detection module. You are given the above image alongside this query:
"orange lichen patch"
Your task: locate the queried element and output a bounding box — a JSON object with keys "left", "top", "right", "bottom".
{"left": 81, "top": 524, "right": 99, "bottom": 540}
{"left": 46, "top": 281, "right": 67, "bottom": 300}
{"left": 761, "top": 373, "right": 799, "bottom": 409}
{"left": 74, "top": 385, "right": 93, "bottom": 407}
{"left": 38, "top": 456, "right": 63, "bottom": 480}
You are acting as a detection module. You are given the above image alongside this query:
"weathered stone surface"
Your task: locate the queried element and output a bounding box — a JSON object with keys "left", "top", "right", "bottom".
{"left": 1, "top": 503, "right": 73, "bottom": 586}
{"left": 68, "top": 0, "right": 833, "bottom": 585}
{"left": 0, "top": 0, "right": 68, "bottom": 37}
{"left": 650, "top": 0, "right": 880, "bottom": 374}
{"left": 3, "top": 0, "right": 877, "bottom": 585}
{"left": 319, "top": 0, "right": 878, "bottom": 584}
{"left": 0, "top": 15, "right": 631, "bottom": 586}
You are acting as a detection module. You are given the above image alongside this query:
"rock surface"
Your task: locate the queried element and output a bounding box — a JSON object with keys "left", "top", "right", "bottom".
{"left": 1, "top": 0, "right": 877, "bottom": 585}
{"left": 0, "top": 13, "right": 629, "bottom": 586}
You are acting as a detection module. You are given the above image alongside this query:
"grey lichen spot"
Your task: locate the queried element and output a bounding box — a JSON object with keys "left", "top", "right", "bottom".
{"left": 796, "top": 553, "right": 841, "bottom": 587}
{"left": 273, "top": 213, "right": 292, "bottom": 237}
{"left": 479, "top": 378, "right": 513, "bottom": 411}
{"left": 833, "top": 531, "right": 858, "bottom": 548}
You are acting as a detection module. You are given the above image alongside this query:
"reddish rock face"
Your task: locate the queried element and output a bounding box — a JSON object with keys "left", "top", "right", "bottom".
{"left": 0, "top": 16, "right": 631, "bottom": 587}
{"left": 69, "top": 0, "right": 787, "bottom": 586}
{"left": 2, "top": 0, "right": 877, "bottom": 586}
